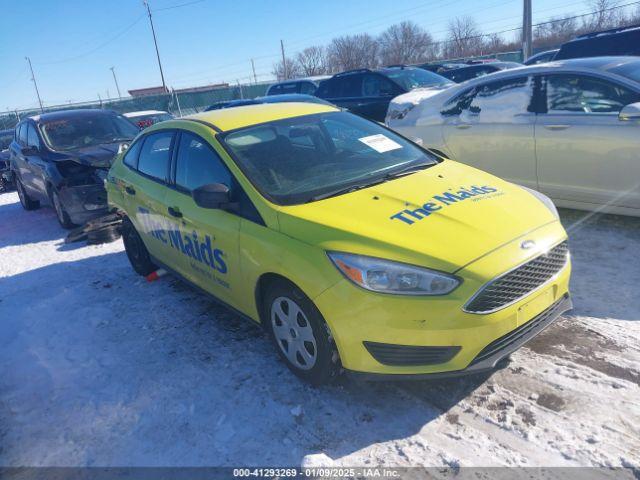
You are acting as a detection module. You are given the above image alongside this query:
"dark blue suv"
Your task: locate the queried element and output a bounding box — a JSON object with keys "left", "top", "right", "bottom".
{"left": 10, "top": 109, "right": 139, "bottom": 228}
{"left": 315, "top": 66, "right": 452, "bottom": 122}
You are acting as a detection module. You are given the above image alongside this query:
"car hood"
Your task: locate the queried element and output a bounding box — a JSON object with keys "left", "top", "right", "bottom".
{"left": 277, "top": 161, "right": 558, "bottom": 273}
{"left": 393, "top": 84, "right": 453, "bottom": 106}
{"left": 55, "top": 142, "right": 125, "bottom": 169}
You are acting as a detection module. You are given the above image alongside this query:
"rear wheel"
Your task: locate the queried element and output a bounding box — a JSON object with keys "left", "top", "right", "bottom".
{"left": 50, "top": 188, "right": 76, "bottom": 229}
{"left": 263, "top": 280, "right": 340, "bottom": 385}
{"left": 15, "top": 177, "right": 40, "bottom": 211}
{"left": 122, "top": 216, "right": 157, "bottom": 276}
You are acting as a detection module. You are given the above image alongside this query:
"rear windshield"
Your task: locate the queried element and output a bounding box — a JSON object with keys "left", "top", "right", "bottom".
{"left": 130, "top": 113, "right": 174, "bottom": 129}
{"left": 221, "top": 111, "right": 436, "bottom": 205}
{"left": 40, "top": 113, "right": 139, "bottom": 151}
{"left": 381, "top": 68, "right": 452, "bottom": 90}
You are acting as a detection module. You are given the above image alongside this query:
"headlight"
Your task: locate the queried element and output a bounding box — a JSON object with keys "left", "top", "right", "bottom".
{"left": 520, "top": 186, "right": 559, "bottom": 219}
{"left": 327, "top": 252, "right": 460, "bottom": 296}
{"left": 387, "top": 103, "right": 415, "bottom": 121}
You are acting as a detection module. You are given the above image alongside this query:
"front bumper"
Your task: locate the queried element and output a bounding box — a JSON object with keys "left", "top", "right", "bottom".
{"left": 59, "top": 183, "right": 109, "bottom": 225}
{"left": 313, "top": 221, "right": 572, "bottom": 376}
{"left": 346, "top": 293, "right": 572, "bottom": 381}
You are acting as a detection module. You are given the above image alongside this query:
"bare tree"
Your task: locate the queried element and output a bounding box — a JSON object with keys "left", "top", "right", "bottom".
{"left": 272, "top": 57, "right": 302, "bottom": 81}
{"left": 585, "top": 0, "right": 621, "bottom": 30}
{"left": 444, "top": 16, "right": 485, "bottom": 58}
{"left": 326, "top": 34, "right": 379, "bottom": 71}
{"left": 534, "top": 16, "right": 579, "bottom": 47}
{"left": 378, "top": 21, "right": 437, "bottom": 65}
{"left": 297, "top": 46, "right": 328, "bottom": 76}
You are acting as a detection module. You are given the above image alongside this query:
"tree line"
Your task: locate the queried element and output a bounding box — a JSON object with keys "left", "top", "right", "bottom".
{"left": 273, "top": 0, "right": 640, "bottom": 79}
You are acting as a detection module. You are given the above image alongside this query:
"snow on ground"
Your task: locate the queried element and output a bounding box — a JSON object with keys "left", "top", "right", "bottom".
{"left": 0, "top": 191, "right": 639, "bottom": 468}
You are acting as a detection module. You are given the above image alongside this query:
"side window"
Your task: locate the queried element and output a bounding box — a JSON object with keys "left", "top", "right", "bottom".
{"left": 316, "top": 79, "right": 341, "bottom": 98}
{"left": 123, "top": 139, "right": 143, "bottom": 169}
{"left": 299, "top": 82, "right": 316, "bottom": 95}
{"left": 465, "top": 76, "right": 533, "bottom": 120}
{"left": 137, "top": 131, "right": 173, "bottom": 182}
{"left": 279, "top": 83, "right": 298, "bottom": 94}
{"left": 362, "top": 74, "right": 397, "bottom": 97}
{"left": 19, "top": 123, "right": 29, "bottom": 146}
{"left": 268, "top": 84, "right": 282, "bottom": 95}
{"left": 27, "top": 124, "right": 40, "bottom": 149}
{"left": 545, "top": 74, "right": 640, "bottom": 114}
{"left": 175, "top": 132, "right": 231, "bottom": 191}
{"left": 338, "top": 75, "right": 363, "bottom": 97}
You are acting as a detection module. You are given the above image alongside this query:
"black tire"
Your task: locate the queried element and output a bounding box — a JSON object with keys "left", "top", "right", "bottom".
{"left": 50, "top": 188, "right": 76, "bottom": 229}
{"left": 15, "top": 177, "right": 40, "bottom": 211}
{"left": 263, "top": 279, "right": 340, "bottom": 385}
{"left": 121, "top": 216, "right": 157, "bottom": 276}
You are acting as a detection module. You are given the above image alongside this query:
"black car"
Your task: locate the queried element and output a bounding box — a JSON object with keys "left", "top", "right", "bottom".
{"left": 315, "top": 66, "right": 452, "bottom": 122}
{"left": 523, "top": 49, "right": 559, "bottom": 65}
{"left": 438, "top": 61, "right": 522, "bottom": 83}
{"left": 204, "top": 93, "right": 334, "bottom": 111}
{"left": 555, "top": 24, "right": 640, "bottom": 60}
{"left": 265, "top": 76, "right": 330, "bottom": 96}
{"left": 10, "top": 109, "right": 139, "bottom": 228}
{"left": 0, "top": 128, "right": 14, "bottom": 191}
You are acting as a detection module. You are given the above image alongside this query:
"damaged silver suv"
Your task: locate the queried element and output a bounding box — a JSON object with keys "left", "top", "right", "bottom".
{"left": 10, "top": 109, "right": 139, "bottom": 228}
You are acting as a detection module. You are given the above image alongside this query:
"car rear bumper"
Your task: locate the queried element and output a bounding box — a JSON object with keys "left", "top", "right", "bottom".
{"left": 346, "top": 293, "right": 572, "bottom": 381}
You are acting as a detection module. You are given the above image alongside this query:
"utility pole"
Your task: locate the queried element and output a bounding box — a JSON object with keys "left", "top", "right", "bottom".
{"left": 522, "top": 0, "right": 533, "bottom": 61}
{"left": 25, "top": 57, "right": 44, "bottom": 113}
{"left": 110, "top": 66, "right": 122, "bottom": 99}
{"left": 280, "top": 39, "right": 287, "bottom": 80}
{"left": 251, "top": 58, "right": 257, "bottom": 84}
{"left": 143, "top": 0, "right": 167, "bottom": 91}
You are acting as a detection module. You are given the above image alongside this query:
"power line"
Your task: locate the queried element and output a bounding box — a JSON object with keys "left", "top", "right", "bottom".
{"left": 155, "top": 0, "right": 206, "bottom": 11}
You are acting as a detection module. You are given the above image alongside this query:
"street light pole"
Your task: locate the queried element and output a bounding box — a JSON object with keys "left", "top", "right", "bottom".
{"left": 25, "top": 57, "right": 44, "bottom": 113}
{"left": 143, "top": 0, "right": 167, "bottom": 91}
{"left": 110, "top": 66, "right": 122, "bottom": 99}
{"left": 522, "top": 0, "right": 533, "bottom": 61}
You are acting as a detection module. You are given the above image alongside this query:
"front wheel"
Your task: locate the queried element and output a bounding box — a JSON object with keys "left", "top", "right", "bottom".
{"left": 121, "top": 216, "right": 157, "bottom": 276}
{"left": 15, "top": 177, "right": 40, "bottom": 211}
{"left": 264, "top": 280, "right": 340, "bottom": 385}
{"left": 51, "top": 189, "right": 76, "bottom": 229}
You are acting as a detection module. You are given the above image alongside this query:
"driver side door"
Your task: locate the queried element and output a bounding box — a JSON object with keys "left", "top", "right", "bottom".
{"left": 535, "top": 73, "right": 640, "bottom": 209}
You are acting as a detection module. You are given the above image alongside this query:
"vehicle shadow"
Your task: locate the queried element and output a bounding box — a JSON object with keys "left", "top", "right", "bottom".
{"left": 0, "top": 194, "right": 63, "bottom": 249}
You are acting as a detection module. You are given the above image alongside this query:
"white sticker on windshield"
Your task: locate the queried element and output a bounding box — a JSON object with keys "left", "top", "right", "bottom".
{"left": 358, "top": 134, "right": 403, "bottom": 153}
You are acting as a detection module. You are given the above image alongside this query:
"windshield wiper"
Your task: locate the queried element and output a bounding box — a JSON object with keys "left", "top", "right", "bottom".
{"left": 382, "top": 161, "right": 435, "bottom": 180}
{"left": 307, "top": 177, "right": 389, "bottom": 202}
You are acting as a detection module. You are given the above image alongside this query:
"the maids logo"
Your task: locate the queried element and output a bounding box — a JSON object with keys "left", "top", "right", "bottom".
{"left": 390, "top": 185, "right": 500, "bottom": 225}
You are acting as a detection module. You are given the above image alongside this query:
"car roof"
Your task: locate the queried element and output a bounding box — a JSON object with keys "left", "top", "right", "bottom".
{"left": 270, "top": 75, "right": 330, "bottom": 86}
{"left": 29, "top": 108, "right": 119, "bottom": 123}
{"left": 184, "top": 102, "right": 338, "bottom": 132}
{"left": 123, "top": 110, "right": 170, "bottom": 117}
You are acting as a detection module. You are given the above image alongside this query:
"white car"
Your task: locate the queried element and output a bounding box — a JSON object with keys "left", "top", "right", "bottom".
{"left": 123, "top": 110, "right": 174, "bottom": 130}
{"left": 387, "top": 56, "right": 640, "bottom": 217}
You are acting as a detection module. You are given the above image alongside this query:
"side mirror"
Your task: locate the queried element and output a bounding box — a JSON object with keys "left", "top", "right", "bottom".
{"left": 21, "top": 146, "right": 38, "bottom": 156}
{"left": 192, "top": 183, "right": 231, "bottom": 209}
{"left": 619, "top": 102, "right": 640, "bottom": 121}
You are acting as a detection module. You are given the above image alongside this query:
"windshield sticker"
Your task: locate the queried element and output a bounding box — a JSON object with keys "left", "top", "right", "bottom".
{"left": 390, "top": 185, "right": 502, "bottom": 225}
{"left": 358, "top": 134, "right": 402, "bottom": 153}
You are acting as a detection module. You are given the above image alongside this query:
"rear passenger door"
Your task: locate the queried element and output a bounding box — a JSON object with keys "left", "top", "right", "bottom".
{"left": 166, "top": 130, "right": 241, "bottom": 305}
{"left": 535, "top": 73, "right": 640, "bottom": 209}
{"left": 125, "top": 130, "right": 177, "bottom": 262}
{"left": 317, "top": 75, "right": 364, "bottom": 114}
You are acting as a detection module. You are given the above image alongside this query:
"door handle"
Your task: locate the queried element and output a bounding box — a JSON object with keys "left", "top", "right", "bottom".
{"left": 167, "top": 206, "right": 182, "bottom": 218}
{"left": 456, "top": 124, "right": 472, "bottom": 129}
{"left": 125, "top": 186, "right": 136, "bottom": 195}
{"left": 544, "top": 124, "right": 570, "bottom": 131}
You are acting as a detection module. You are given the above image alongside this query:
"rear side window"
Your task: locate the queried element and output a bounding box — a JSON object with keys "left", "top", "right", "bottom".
{"left": 317, "top": 76, "right": 362, "bottom": 98}
{"left": 137, "top": 131, "right": 173, "bottom": 182}
{"left": 27, "top": 124, "right": 40, "bottom": 149}
{"left": 175, "top": 132, "right": 231, "bottom": 191}
{"left": 299, "top": 82, "right": 316, "bottom": 95}
{"left": 545, "top": 74, "right": 640, "bottom": 113}
{"left": 19, "top": 123, "right": 28, "bottom": 146}
{"left": 123, "top": 139, "right": 143, "bottom": 169}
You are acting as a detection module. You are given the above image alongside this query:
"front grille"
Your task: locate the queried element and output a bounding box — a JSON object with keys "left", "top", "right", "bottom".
{"left": 364, "top": 342, "right": 461, "bottom": 366}
{"left": 464, "top": 241, "right": 569, "bottom": 314}
{"left": 470, "top": 294, "right": 568, "bottom": 365}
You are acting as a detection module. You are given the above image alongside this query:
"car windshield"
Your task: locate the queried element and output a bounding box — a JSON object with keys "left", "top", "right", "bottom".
{"left": 609, "top": 61, "right": 640, "bottom": 83}
{"left": 382, "top": 68, "right": 452, "bottom": 90}
{"left": 40, "top": 113, "right": 139, "bottom": 151}
{"left": 222, "top": 111, "right": 437, "bottom": 205}
{"left": 0, "top": 133, "right": 12, "bottom": 151}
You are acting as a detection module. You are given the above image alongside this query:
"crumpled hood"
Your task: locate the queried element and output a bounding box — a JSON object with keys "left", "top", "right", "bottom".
{"left": 55, "top": 142, "right": 123, "bottom": 169}
{"left": 277, "top": 161, "right": 558, "bottom": 273}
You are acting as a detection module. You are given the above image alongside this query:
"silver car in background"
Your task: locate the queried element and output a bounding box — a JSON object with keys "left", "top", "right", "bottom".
{"left": 387, "top": 57, "right": 640, "bottom": 217}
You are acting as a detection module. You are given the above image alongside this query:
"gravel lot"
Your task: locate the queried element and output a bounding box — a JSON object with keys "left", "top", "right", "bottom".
{"left": 0, "top": 191, "right": 638, "bottom": 467}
